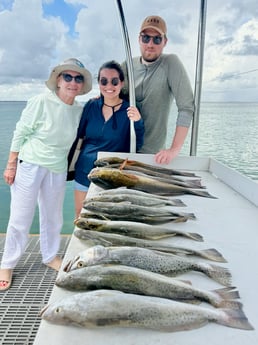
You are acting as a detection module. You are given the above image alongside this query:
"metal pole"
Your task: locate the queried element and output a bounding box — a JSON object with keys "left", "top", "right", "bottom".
{"left": 190, "top": 0, "right": 207, "bottom": 156}
{"left": 115, "top": 0, "right": 136, "bottom": 153}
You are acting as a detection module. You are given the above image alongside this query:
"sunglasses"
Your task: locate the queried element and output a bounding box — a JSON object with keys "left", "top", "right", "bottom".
{"left": 100, "top": 77, "right": 120, "bottom": 86}
{"left": 61, "top": 73, "right": 84, "bottom": 83}
{"left": 140, "top": 34, "right": 163, "bottom": 45}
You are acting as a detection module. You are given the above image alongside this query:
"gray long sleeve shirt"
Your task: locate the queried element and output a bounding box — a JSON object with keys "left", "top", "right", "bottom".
{"left": 123, "top": 54, "right": 194, "bottom": 153}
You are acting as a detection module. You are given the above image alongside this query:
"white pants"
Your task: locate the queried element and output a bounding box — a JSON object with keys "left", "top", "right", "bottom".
{"left": 1, "top": 161, "right": 66, "bottom": 269}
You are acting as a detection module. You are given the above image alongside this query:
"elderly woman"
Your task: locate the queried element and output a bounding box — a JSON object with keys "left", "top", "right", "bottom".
{"left": 0, "top": 58, "right": 92, "bottom": 291}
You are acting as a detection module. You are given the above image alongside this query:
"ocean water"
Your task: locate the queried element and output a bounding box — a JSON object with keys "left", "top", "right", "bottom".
{"left": 0, "top": 101, "right": 257, "bottom": 234}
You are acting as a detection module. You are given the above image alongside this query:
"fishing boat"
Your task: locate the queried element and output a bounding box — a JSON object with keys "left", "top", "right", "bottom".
{"left": 18, "top": 1, "right": 258, "bottom": 344}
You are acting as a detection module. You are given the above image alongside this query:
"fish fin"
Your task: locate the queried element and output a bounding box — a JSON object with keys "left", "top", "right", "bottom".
{"left": 218, "top": 309, "right": 254, "bottom": 330}
{"left": 198, "top": 248, "right": 227, "bottom": 262}
{"left": 177, "top": 279, "right": 192, "bottom": 285}
{"left": 203, "top": 264, "right": 232, "bottom": 286}
{"left": 175, "top": 298, "right": 202, "bottom": 305}
{"left": 119, "top": 158, "right": 128, "bottom": 170}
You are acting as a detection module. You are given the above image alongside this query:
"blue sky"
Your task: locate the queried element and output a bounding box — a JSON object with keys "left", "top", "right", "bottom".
{"left": 0, "top": 0, "right": 257, "bottom": 101}
{"left": 42, "top": 0, "right": 85, "bottom": 37}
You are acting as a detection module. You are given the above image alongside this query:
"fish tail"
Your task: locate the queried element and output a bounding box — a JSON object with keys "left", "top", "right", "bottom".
{"left": 199, "top": 248, "right": 227, "bottom": 262}
{"left": 214, "top": 286, "right": 240, "bottom": 300}
{"left": 189, "top": 189, "right": 217, "bottom": 199}
{"left": 183, "top": 213, "right": 196, "bottom": 220}
{"left": 218, "top": 309, "right": 254, "bottom": 330}
{"left": 218, "top": 300, "right": 243, "bottom": 310}
{"left": 186, "top": 232, "right": 204, "bottom": 241}
{"left": 168, "top": 199, "right": 186, "bottom": 207}
{"left": 202, "top": 264, "right": 232, "bottom": 286}
{"left": 211, "top": 287, "right": 242, "bottom": 309}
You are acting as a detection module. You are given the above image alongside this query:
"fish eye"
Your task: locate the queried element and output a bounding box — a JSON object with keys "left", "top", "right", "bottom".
{"left": 77, "top": 261, "right": 84, "bottom": 268}
{"left": 55, "top": 307, "right": 60, "bottom": 314}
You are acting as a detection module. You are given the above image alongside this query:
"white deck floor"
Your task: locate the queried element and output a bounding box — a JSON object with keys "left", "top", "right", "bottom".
{"left": 34, "top": 153, "right": 258, "bottom": 345}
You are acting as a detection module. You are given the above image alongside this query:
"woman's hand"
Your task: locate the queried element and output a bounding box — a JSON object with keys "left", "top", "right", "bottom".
{"left": 3, "top": 162, "right": 17, "bottom": 185}
{"left": 127, "top": 106, "right": 141, "bottom": 122}
{"left": 3, "top": 153, "right": 18, "bottom": 185}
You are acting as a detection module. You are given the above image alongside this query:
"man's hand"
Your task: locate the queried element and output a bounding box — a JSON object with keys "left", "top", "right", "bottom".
{"left": 154, "top": 147, "right": 180, "bottom": 165}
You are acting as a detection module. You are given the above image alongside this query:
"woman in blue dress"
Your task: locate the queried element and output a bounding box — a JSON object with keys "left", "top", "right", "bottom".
{"left": 73, "top": 60, "right": 144, "bottom": 217}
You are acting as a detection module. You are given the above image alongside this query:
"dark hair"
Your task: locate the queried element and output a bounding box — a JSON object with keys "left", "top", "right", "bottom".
{"left": 97, "top": 60, "right": 125, "bottom": 82}
{"left": 98, "top": 60, "right": 127, "bottom": 100}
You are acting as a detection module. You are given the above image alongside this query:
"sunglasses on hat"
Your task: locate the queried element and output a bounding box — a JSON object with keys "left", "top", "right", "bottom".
{"left": 61, "top": 73, "right": 84, "bottom": 84}
{"left": 140, "top": 34, "right": 163, "bottom": 45}
{"left": 100, "top": 77, "right": 120, "bottom": 86}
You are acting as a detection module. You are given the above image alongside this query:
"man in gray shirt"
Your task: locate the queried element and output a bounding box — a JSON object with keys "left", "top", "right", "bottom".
{"left": 122, "top": 15, "right": 194, "bottom": 164}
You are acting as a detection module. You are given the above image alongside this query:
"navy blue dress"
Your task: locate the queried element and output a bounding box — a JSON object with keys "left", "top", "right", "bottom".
{"left": 74, "top": 97, "right": 144, "bottom": 187}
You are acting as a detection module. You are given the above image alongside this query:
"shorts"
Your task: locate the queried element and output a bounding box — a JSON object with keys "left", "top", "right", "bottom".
{"left": 74, "top": 181, "right": 89, "bottom": 192}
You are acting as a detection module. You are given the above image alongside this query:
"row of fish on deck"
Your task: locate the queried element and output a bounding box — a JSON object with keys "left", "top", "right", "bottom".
{"left": 40, "top": 157, "right": 254, "bottom": 333}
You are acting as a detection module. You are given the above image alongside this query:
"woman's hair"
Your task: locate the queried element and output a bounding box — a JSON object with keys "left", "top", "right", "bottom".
{"left": 98, "top": 60, "right": 127, "bottom": 100}
{"left": 97, "top": 60, "right": 125, "bottom": 82}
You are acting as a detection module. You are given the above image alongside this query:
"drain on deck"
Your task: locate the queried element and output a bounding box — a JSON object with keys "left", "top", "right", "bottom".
{"left": 0, "top": 235, "right": 70, "bottom": 345}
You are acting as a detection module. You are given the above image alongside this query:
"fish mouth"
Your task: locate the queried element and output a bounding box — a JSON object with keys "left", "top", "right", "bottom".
{"left": 63, "top": 260, "right": 72, "bottom": 272}
{"left": 39, "top": 304, "right": 49, "bottom": 317}
{"left": 63, "top": 255, "right": 80, "bottom": 272}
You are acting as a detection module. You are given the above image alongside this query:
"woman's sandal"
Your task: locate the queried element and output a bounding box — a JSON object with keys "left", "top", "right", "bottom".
{"left": 0, "top": 269, "right": 13, "bottom": 291}
{"left": 45, "top": 256, "right": 62, "bottom": 272}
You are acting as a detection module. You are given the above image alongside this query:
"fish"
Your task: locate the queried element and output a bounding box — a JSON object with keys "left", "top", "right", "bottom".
{"left": 115, "top": 168, "right": 205, "bottom": 189}
{"left": 40, "top": 289, "right": 254, "bottom": 331}
{"left": 107, "top": 163, "right": 201, "bottom": 182}
{"left": 94, "top": 156, "right": 197, "bottom": 177}
{"left": 56, "top": 264, "right": 241, "bottom": 309}
{"left": 85, "top": 191, "right": 186, "bottom": 207}
{"left": 80, "top": 210, "right": 189, "bottom": 225}
{"left": 74, "top": 229, "right": 227, "bottom": 262}
{"left": 88, "top": 167, "right": 217, "bottom": 198}
{"left": 74, "top": 217, "right": 203, "bottom": 241}
{"left": 98, "top": 186, "right": 187, "bottom": 201}
{"left": 83, "top": 201, "right": 196, "bottom": 222}
{"left": 65, "top": 245, "right": 229, "bottom": 284}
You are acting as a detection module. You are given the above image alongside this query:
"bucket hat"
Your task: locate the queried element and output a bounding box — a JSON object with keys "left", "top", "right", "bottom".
{"left": 45, "top": 58, "right": 92, "bottom": 95}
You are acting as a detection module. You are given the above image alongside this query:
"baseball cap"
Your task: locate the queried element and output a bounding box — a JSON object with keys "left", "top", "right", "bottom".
{"left": 140, "top": 15, "right": 167, "bottom": 35}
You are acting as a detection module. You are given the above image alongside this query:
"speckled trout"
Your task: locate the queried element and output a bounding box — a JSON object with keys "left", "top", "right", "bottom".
{"left": 40, "top": 290, "right": 254, "bottom": 331}
{"left": 63, "top": 245, "right": 231, "bottom": 286}
{"left": 82, "top": 200, "right": 196, "bottom": 223}
{"left": 73, "top": 230, "right": 227, "bottom": 262}
{"left": 56, "top": 264, "right": 241, "bottom": 309}
{"left": 74, "top": 217, "right": 203, "bottom": 241}
{"left": 85, "top": 191, "right": 186, "bottom": 207}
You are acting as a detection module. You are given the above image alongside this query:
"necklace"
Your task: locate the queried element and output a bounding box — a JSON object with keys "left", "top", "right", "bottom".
{"left": 103, "top": 101, "right": 122, "bottom": 130}
{"left": 103, "top": 101, "right": 123, "bottom": 112}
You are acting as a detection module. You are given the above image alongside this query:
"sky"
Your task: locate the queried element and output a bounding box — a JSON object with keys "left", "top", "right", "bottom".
{"left": 0, "top": 0, "right": 257, "bottom": 102}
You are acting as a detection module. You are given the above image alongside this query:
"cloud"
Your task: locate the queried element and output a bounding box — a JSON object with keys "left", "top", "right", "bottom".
{"left": 0, "top": 0, "right": 68, "bottom": 83}
{"left": 0, "top": 0, "right": 257, "bottom": 101}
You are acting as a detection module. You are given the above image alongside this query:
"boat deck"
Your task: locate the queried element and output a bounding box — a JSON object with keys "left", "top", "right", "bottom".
{"left": 0, "top": 235, "right": 71, "bottom": 345}
{"left": 33, "top": 153, "right": 258, "bottom": 345}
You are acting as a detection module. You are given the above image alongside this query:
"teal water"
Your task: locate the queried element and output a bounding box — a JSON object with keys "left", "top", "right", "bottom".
{"left": 0, "top": 101, "right": 258, "bottom": 234}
